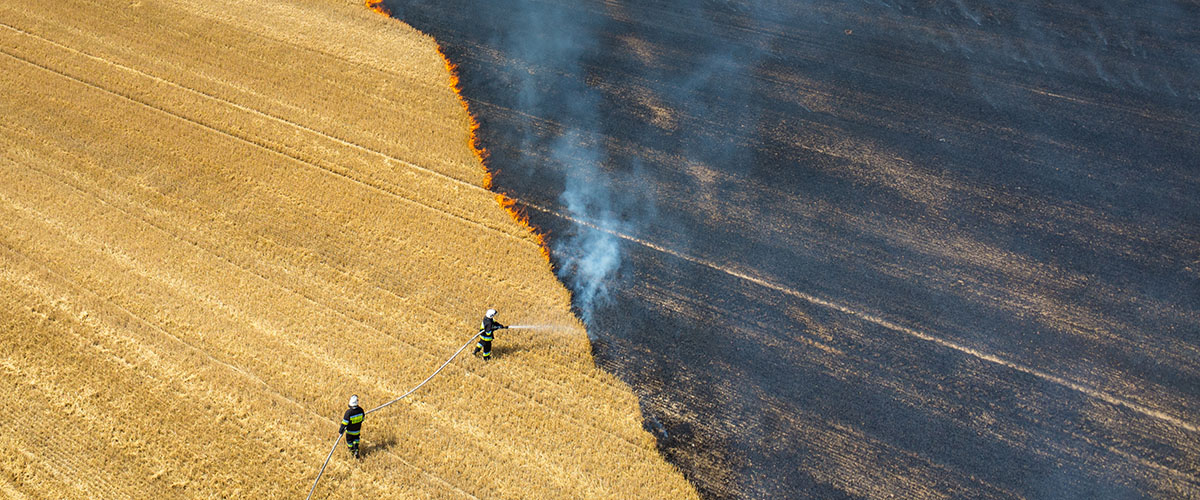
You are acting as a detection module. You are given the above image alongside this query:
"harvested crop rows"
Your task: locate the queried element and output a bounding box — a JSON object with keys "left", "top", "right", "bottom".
{"left": 0, "top": 0, "right": 698, "bottom": 498}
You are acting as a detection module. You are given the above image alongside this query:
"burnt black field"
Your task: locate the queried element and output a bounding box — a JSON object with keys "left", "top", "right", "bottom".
{"left": 384, "top": 1, "right": 1199, "bottom": 498}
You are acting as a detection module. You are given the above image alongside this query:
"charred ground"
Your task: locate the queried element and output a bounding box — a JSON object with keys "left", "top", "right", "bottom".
{"left": 385, "top": 1, "right": 1200, "bottom": 498}
{"left": 0, "top": 0, "right": 700, "bottom": 497}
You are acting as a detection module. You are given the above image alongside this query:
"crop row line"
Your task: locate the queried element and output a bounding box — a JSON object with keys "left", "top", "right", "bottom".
{"left": 0, "top": 21, "right": 530, "bottom": 245}
{"left": 0, "top": 233, "right": 481, "bottom": 500}
{"left": 0, "top": 36, "right": 644, "bottom": 449}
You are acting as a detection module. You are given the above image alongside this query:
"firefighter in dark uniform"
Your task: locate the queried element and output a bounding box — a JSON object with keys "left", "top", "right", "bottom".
{"left": 340, "top": 395, "right": 365, "bottom": 459}
{"left": 473, "top": 308, "right": 506, "bottom": 361}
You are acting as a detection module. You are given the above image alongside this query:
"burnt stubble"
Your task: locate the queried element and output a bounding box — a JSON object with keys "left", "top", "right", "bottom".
{"left": 386, "top": 1, "right": 1199, "bottom": 498}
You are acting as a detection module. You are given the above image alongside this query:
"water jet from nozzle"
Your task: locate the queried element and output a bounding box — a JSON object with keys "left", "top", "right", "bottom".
{"left": 508, "top": 324, "right": 580, "bottom": 333}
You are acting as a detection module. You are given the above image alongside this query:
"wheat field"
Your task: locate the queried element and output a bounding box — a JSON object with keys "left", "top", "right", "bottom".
{"left": 0, "top": 0, "right": 699, "bottom": 497}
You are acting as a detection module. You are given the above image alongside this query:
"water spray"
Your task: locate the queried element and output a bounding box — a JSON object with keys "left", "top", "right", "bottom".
{"left": 507, "top": 324, "right": 585, "bottom": 335}
{"left": 508, "top": 324, "right": 563, "bottom": 330}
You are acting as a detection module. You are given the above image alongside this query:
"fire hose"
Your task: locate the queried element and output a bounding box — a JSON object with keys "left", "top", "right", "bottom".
{"left": 305, "top": 331, "right": 482, "bottom": 500}
{"left": 365, "top": 332, "right": 482, "bottom": 415}
{"left": 305, "top": 435, "right": 342, "bottom": 500}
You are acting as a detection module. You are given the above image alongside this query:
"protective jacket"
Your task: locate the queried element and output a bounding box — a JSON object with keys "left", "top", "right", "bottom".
{"left": 480, "top": 317, "right": 506, "bottom": 341}
{"left": 340, "top": 406, "right": 365, "bottom": 436}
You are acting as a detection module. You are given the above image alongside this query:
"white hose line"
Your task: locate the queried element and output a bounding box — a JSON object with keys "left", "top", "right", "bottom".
{"left": 366, "top": 332, "right": 481, "bottom": 415}
{"left": 305, "top": 433, "right": 343, "bottom": 500}
{"left": 305, "top": 332, "right": 482, "bottom": 499}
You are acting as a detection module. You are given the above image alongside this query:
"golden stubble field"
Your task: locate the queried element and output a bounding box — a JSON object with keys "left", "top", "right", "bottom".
{"left": 0, "top": 0, "right": 699, "bottom": 497}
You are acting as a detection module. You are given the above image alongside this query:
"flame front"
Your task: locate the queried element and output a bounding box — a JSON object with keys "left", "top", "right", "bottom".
{"left": 363, "top": 2, "right": 551, "bottom": 265}
{"left": 441, "top": 57, "right": 492, "bottom": 177}
{"left": 436, "top": 50, "right": 548, "bottom": 262}
{"left": 365, "top": 0, "right": 390, "bottom": 16}
{"left": 497, "top": 193, "right": 551, "bottom": 262}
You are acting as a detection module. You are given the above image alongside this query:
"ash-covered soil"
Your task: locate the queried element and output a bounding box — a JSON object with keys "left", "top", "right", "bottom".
{"left": 386, "top": 1, "right": 1200, "bottom": 498}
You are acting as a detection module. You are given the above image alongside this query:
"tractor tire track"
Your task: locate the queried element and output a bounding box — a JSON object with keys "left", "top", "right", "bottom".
{"left": 0, "top": 23, "right": 642, "bottom": 443}
{"left": 0, "top": 18, "right": 487, "bottom": 196}
{"left": 0, "top": 26, "right": 530, "bottom": 248}
{"left": 5, "top": 146, "right": 648, "bottom": 455}
{"left": 0, "top": 213, "right": 483, "bottom": 500}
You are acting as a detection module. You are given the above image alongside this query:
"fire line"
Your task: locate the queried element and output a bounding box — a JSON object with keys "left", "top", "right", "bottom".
{"left": 358, "top": 1, "right": 1197, "bottom": 436}
{"left": 365, "top": 0, "right": 550, "bottom": 264}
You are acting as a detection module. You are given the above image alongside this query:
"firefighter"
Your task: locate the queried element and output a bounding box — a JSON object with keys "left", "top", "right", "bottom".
{"left": 473, "top": 308, "right": 506, "bottom": 361}
{"left": 340, "top": 395, "right": 365, "bottom": 459}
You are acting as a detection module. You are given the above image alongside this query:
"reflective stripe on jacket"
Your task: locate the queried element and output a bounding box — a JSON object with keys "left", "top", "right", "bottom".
{"left": 480, "top": 317, "right": 504, "bottom": 341}
{"left": 340, "top": 406, "right": 365, "bottom": 434}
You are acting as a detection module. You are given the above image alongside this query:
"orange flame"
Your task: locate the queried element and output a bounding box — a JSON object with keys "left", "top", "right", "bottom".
{"left": 365, "top": 0, "right": 390, "bottom": 16}
{"left": 496, "top": 193, "right": 551, "bottom": 262}
{"left": 433, "top": 49, "right": 548, "bottom": 263}
{"left": 440, "top": 57, "right": 491, "bottom": 172}
{"left": 360, "top": 2, "right": 550, "bottom": 265}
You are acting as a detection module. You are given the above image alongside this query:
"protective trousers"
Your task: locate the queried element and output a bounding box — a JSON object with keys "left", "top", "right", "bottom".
{"left": 476, "top": 339, "right": 492, "bottom": 358}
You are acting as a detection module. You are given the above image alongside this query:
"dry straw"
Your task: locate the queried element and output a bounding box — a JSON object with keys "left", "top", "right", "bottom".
{"left": 0, "top": 0, "right": 697, "bottom": 498}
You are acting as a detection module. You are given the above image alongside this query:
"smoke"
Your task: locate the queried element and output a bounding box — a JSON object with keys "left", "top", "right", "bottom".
{"left": 477, "top": 0, "right": 793, "bottom": 326}
{"left": 531, "top": 0, "right": 800, "bottom": 326}
{"left": 383, "top": 1, "right": 1200, "bottom": 497}
{"left": 391, "top": 0, "right": 1199, "bottom": 333}
{"left": 428, "top": 0, "right": 1199, "bottom": 327}
{"left": 552, "top": 129, "right": 625, "bottom": 326}
{"left": 480, "top": 3, "right": 627, "bottom": 327}
{"left": 453, "top": 0, "right": 813, "bottom": 326}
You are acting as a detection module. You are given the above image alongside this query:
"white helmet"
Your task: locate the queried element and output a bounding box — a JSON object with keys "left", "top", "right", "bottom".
{"left": 485, "top": 309, "right": 497, "bottom": 318}
{"left": 348, "top": 395, "right": 359, "bottom": 408}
